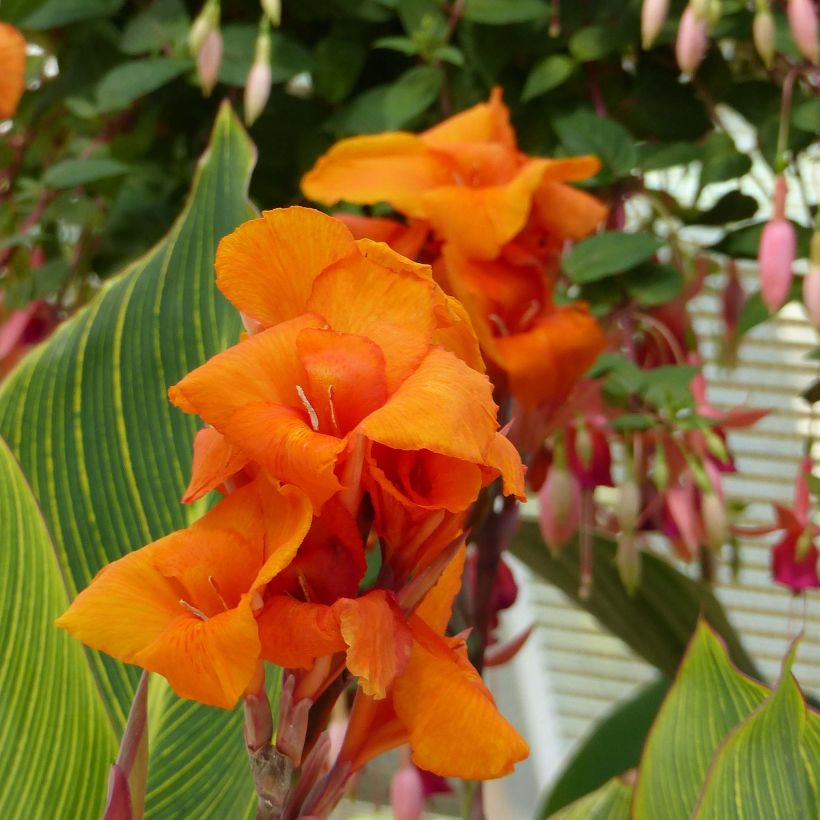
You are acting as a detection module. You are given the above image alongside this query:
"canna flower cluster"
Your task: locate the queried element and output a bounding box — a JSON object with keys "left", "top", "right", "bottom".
{"left": 302, "top": 88, "right": 607, "bottom": 417}
{"left": 57, "top": 207, "right": 528, "bottom": 794}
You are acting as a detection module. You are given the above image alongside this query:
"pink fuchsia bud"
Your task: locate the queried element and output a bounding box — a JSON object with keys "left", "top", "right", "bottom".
{"left": 244, "top": 26, "right": 272, "bottom": 125}
{"left": 615, "top": 479, "right": 642, "bottom": 535}
{"left": 641, "top": 0, "right": 669, "bottom": 49}
{"left": 538, "top": 465, "right": 581, "bottom": 553}
{"left": 701, "top": 490, "right": 728, "bottom": 550}
{"left": 753, "top": 4, "right": 776, "bottom": 67}
{"left": 676, "top": 5, "right": 710, "bottom": 75}
{"left": 196, "top": 28, "right": 223, "bottom": 97}
{"left": 189, "top": 0, "right": 219, "bottom": 55}
{"left": 788, "top": 0, "right": 819, "bottom": 64}
{"left": 390, "top": 763, "right": 425, "bottom": 820}
{"left": 758, "top": 219, "right": 796, "bottom": 312}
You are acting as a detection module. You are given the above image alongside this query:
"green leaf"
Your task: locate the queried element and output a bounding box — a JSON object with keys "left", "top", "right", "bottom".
{"left": 563, "top": 232, "right": 662, "bottom": 283}
{"left": 120, "top": 0, "right": 190, "bottom": 56}
{"left": 553, "top": 110, "right": 637, "bottom": 181}
{"left": 712, "top": 220, "right": 811, "bottom": 260}
{"left": 542, "top": 679, "right": 669, "bottom": 816}
{"left": 313, "top": 35, "right": 367, "bottom": 104}
{"left": 568, "top": 25, "right": 619, "bottom": 62}
{"left": 699, "top": 132, "right": 752, "bottom": 191}
{"left": 462, "top": 0, "right": 549, "bottom": 24}
{"left": 609, "top": 413, "right": 654, "bottom": 431}
{"left": 793, "top": 98, "right": 820, "bottom": 133}
{"left": 20, "top": 0, "right": 123, "bottom": 29}
{"left": 219, "top": 26, "right": 312, "bottom": 87}
{"left": 693, "top": 643, "right": 816, "bottom": 818}
{"left": 0, "top": 104, "right": 257, "bottom": 817}
{"left": 0, "top": 436, "right": 117, "bottom": 816}
{"left": 694, "top": 190, "right": 759, "bottom": 226}
{"left": 548, "top": 777, "right": 631, "bottom": 819}
{"left": 510, "top": 524, "right": 758, "bottom": 679}
{"left": 633, "top": 622, "right": 769, "bottom": 818}
{"left": 639, "top": 142, "right": 701, "bottom": 172}
{"left": 522, "top": 55, "right": 575, "bottom": 102}
{"left": 641, "top": 364, "right": 700, "bottom": 408}
{"left": 96, "top": 57, "right": 192, "bottom": 113}
{"left": 42, "top": 158, "right": 131, "bottom": 189}
{"left": 373, "top": 35, "right": 419, "bottom": 55}
{"left": 623, "top": 262, "right": 684, "bottom": 306}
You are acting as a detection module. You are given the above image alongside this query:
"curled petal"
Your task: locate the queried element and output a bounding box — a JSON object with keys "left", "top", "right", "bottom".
{"left": 183, "top": 427, "right": 249, "bottom": 503}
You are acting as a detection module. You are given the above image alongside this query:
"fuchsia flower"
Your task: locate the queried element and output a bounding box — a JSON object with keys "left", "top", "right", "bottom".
{"left": 759, "top": 176, "right": 796, "bottom": 313}
{"left": 675, "top": 4, "right": 710, "bottom": 75}
{"left": 787, "top": 0, "right": 819, "bottom": 64}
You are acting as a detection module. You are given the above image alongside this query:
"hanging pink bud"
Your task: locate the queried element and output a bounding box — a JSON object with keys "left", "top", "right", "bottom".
{"left": 244, "top": 23, "right": 272, "bottom": 125}
{"left": 390, "top": 763, "right": 425, "bottom": 820}
{"left": 189, "top": 0, "right": 219, "bottom": 55}
{"left": 753, "top": 4, "right": 776, "bottom": 67}
{"left": 676, "top": 5, "right": 710, "bottom": 75}
{"left": 788, "top": 0, "right": 819, "bottom": 64}
{"left": 758, "top": 222, "right": 796, "bottom": 313}
{"left": 196, "top": 28, "right": 223, "bottom": 96}
{"left": 538, "top": 465, "right": 581, "bottom": 553}
{"left": 641, "top": 0, "right": 669, "bottom": 49}
{"left": 701, "top": 490, "right": 728, "bottom": 550}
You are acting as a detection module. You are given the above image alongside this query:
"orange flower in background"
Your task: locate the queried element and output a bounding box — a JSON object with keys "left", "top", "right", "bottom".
{"left": 169, "top": 207, "right": 524, "bottom": 524}
{"left": 332, "top": 546, "right": 530, "bottom": 780}
{"left": 57, "top": 477, "right": 312, "bottom": 708}
{"left": 303, "top": 88, "right": 601, "bottom": 260}
{"left": 0, "top": 23, "right": 26, "bottom": 119}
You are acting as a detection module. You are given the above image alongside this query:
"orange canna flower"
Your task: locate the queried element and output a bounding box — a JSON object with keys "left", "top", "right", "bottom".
{"left": 57, "top": 476, "right": 312, "bottom": 709}
{"left": 302, "top": 88, "right": 601, "bottom": 260}
{"left": 0, "top": 23, "right": 26, "bottom": 119}
{"left": 169, "top": 207, "right": 523, "bottom": 520}
{"left": 438, "top": 244, "right": 606, "bottom": 409}
{"left": 327, "top": 546, "right": 529, "bottom": 780}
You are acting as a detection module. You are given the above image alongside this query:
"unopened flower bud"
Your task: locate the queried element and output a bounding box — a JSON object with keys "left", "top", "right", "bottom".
{"left": 261, "top": 0, "right": 282, "bottom": 27}
{"left": 753, "top": 4, "right": 776, "bottom": 67}
{"left": 197, "top": 28, "right": 223, "bottom": 96}
{"left": 676, "top": 5, "right": 710, "bottom": 75}
{"left": 615, "top": 479, "right": 642, "bottom": 535}
{"left": 703, "top": 427, "right": 730, "bottom": 464}
{"left": 701, "top": 490, "right": 727, "bottom": 550}
{"left": 244, "top": 23, "right": 272, "bottom": 125}
{"left": 390, "top": 763, "right": 425, "bottom": 820}
{"left": 653, "top": 443, "right": 669, "bottom": 491}
{"left": 189, "top": 0, "right": 219, "bottom": 55}
{"left": 538, "top": 465, "right": 581, "bottom": 553}
{"left": 758, "top": 219, "right": 796, "bottom": 313}
{"left": 616, "top": 532, "right": 642, "bottom": 595}
{"left": 787, "top": 0, "right": 819, "bottom": 64}
{"left": 641, "top": 0, "right": 669, "bottom": 49}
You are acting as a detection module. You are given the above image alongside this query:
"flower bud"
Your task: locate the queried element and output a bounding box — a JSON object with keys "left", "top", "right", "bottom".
{"left": 390, "top": 763, "right": 425, "bottom": 820}
{"left": 244, "top": 23, "right": 272, "bottom": 125}
{"left": 261, "top": 0, "right": 282, "bottom": 27}
{"left": 753, "top": 5, "right": 776, "bottom": 67}
{"left": 701, "top": 490, "right": 727, "bottom": 550}
{"left": 787, "top": 0, "right": 819, "bottom": 64}
{"left": 538, "top": 465, "right": 581, "bottom": 553}
{"left": 615, "top": 479, "right": 642, "bottom": 535}
{"left": 758, "top": 218, "right": 796, "bottom": 312}
{"left": 189, "top": 0, "right": 219, "bottom": 55}
{"left": 803, "top": 231, "right": 820, "bottom": 328}
{"left": 676, "top": 5, "right": 710, "bottom": 75}
{"left": 616, "top": 532, "right": 642, "bottom": 595}
{"left": 641, "top": 0, "right": 669, "bottom": 49}
{"left": 197, "top": 28, "right": 223, "bottom": 97}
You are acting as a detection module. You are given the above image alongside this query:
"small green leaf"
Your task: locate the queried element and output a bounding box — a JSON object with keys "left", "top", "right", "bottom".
{"left": 694, "top": 190, "right": 759, "bottom": 226}
{"left": 313, "top": 36, "right": 367, "bottom": 104}
{"left": 623, "top": 262, "right": 684, "bottom": 306}
{"left": 699, "top": 132, "right": 752, "bottom": 190}
{"left": 610, "top": 413, "right": 654, "bottom": 431}
{"left": 119, "top": 0, "right": 189, "bottom": 56}
{"left": 553, "top": 110, "right": 637, "bottom": 180}
{"left": 568, "top": 25, "right": 619, "bottom": 62}
{"left": 633, "top": 622, "right": 769, "bottom": 818}
{"left": 21, "top": 0, "right": 123, "bottom": 29}
{"left": 522, "top": 55, "right": 575, "bottom": 102}
{"left": 462, "top": 0, "right": 549, "bottom": 24}
{"left": 563, "top": 232, "right": 662, "bottom": 283}
{"left": 548, "top": 777, "right": 631, "bottom": 819}
{"left": 43, "top": 158, "right": 131, "bottom": 189}
{"left": 641, "top": 364, "right": 700, "bottom": 408}
{"left": 373, "top": 35, "right": 419, "bottom": 55}
{"left": 96, "top": 58, "right": 192, "bottom": 113}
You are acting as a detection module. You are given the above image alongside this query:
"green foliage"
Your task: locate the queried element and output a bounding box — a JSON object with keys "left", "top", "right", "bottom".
{"left": 0, "top": 105, "right": 258, "bottom": 818}
{"left": 548, "top": 777, "right": 631, "bottom": 820}
{"left": 563, "top": 233, "right": 663, "bottom": 284}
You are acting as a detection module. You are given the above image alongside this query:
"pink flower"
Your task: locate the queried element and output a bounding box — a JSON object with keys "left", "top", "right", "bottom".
{"left": 675, "top": 5, "right": 709, "bottom": 75}
{"left": 759, "top": 176, "right": 796, "bottom": 313}
{"left": 390, "top": 761, "right": 425, "bottom": 820}
{"left": 538, "top": 464, "right": 581, "bottom": 552}
{"left": 196, "top": 28, "right": 223, "bottom": 96}
{"left": 787, "top": 0, "right": 819, "bottom": 64}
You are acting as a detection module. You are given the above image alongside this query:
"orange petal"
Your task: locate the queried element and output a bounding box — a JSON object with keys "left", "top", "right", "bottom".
{"left": 0, "top": 23, "right": 26, "bottom": 119}
{"left": 215, "top": 207, "right": 355, "bottom": 328}
{"left": 392, "top": 616, "right": 529, "bottom": 779}
{"left": 338, "top": 691, "right": 409, "bottom": 772}
{"left": 258, "top": 596, "right": 346, "bottom": 669}
{"left": 302, "top": 132, "right": 453, "bottom": 218}
{"left": 421, "top": 159, "right": 549, "bottom": 259}
{"left": 414, "top": 543, "right": 467, "bottom": 634}
{"left": 336, "top": 591, "right": 413, "bottom": 699}
{"left": 308, "top": 241, "right": 440, "bottom": 392}
{"left": 485, "top": 432, "right": 527, "bottom": 500}
{"left": 183, "top": 427, "right": 249, "bottom": 503}
{"left": 359, "top": 348, "right": 498, "bottom": 464}
{"left": 534, "top": 182, "right": 608, "bottom": 240}
{"left": 494, "top": 306, "right": 606, "bottom": 409}
{"left": 334, "top": 213, "right": 430, "bottom": 260}
{"left": 539, "top": 156, "right": 601, "bottom": 184}
{"left": 432, "top": 295, "right": 486, "bottom": 374}
{"left": 422, "top": 87, "right": 515, "bottom": 151}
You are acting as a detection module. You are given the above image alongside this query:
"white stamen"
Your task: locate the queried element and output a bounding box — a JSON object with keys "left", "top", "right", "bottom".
{"left": 519, "top": 299, "right": 541, "bottom": 331}
{"left": 296, "top": 384, "right": 320, "bottom": 431}
{"left": 179, "top": 599, "right": 209, "bottom": 620}
{"left": 488, "top": 313, "right": 511, "bottom": 337}
{"left": 208, "top": 575, "right": 229, "bottom": 611}
{"left": 327, "top": 385, "right": 339, "bottom": 434}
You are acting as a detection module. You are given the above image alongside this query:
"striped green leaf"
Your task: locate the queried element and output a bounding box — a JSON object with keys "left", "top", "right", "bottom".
{"left": 548, "top": 776, "right": 631, "bottom": 820}
{"left": 0, "top": 103, "right": 259, "bottom": 817}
